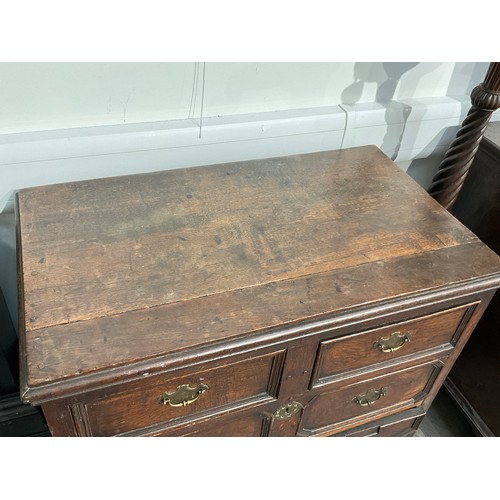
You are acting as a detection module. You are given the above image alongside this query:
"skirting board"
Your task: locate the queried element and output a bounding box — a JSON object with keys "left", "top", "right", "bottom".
{"left": 1, "top": 95, "right": 498, "bottom": 213}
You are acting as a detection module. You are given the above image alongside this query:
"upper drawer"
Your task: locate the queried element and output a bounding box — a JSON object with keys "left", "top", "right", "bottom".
{"left": 312, "top": 302, "right": 476, "bottom": 387}
{"left": 71, "top": 350, "right": 286, "bottom": 436}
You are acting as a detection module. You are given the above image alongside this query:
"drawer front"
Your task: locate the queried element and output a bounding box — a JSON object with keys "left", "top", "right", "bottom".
{"left": 376, "top": 416, "right": 421, "bottom": 437}
{"left": 336, "top": 408, "right": 426, "bottom": 437}
{"left": 72, "top": 350, "right": 286, "bottom": 436}
{"left": 301, "top": 359, "right": 443, "bottom": 436}
{"left": 151, "top": 410, "right": 270, "bottom": 437}
{"left": 312, "top": 302, "right": 475, "bottom": 386}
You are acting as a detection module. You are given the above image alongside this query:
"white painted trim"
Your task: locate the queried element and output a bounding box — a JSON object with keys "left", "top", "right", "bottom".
{"left": 0, "top": 106, "right": 346, "bottom": 166}
{"left": 1, "top": 96, "right": 499, "bottom": 213}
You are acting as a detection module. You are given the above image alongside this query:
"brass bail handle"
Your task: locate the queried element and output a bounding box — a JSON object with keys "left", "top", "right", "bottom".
{"left": 160, "top": 383, "right": 209, "bottom": 407}
{"left": 374, "top": 331, "right": 411, "bottom": 353}
{"left": 354, "top": 388, "right": 386, "bottom": 407}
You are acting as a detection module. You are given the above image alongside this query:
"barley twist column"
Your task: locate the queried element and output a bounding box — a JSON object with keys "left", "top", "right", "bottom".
{"left": 428, "top": 62, "right": 500, "bottom": 211}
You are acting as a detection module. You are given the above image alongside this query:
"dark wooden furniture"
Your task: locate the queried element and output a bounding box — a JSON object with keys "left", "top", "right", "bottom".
{"left": 429, "top": 62, "right": 500, "bottom": 211}
{"left": 446, "top": 121, "right": 500, "bottom": 436}
{"left": 0, "top": 287, "right": 18, "bottom": 396}
{"left": 16, "top": 145, "right": 500, "bottom": 436}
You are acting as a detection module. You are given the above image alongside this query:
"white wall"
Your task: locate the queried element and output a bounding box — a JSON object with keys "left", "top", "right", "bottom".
{"left": 0, "top": 62, "right": 489, "bottom": 134}
{"left": 0, "top": 62, "right": 498, "bottom": 331}
{"left": 1, "top": 62, "right": 496, "bottom": 215}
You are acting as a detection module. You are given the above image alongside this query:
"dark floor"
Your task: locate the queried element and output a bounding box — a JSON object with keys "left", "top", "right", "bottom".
{"left": 416, "top": 388, "right": 476, "bottom": 437}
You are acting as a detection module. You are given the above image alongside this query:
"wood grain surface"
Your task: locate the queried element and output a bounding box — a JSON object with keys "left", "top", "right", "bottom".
{"left": 16, "top": 145, "right": 500, "bottom": 398}
{"left": 302, "top": 358, "right": 444, "bottom": 434}
{"left": 314, "top": 302, "right": 474, "bottom": 382}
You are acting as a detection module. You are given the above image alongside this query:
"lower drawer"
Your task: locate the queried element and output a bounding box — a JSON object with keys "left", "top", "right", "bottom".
{"left": 300, "top": 358, "right": 444, "bottom": 436}
{"left": 150, "top": 408, "right": 271, "bottom": 437}
{"left": 334, "top": 407, "right": 426, "bottom": 437}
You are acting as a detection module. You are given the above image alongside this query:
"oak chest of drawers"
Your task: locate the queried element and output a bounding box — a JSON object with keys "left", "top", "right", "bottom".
{"left": 16, "top": 145, "right": 500, "bottom": 437}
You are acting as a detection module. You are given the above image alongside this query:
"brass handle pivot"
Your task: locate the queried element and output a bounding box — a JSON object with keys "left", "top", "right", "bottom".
{"left": 160, "top": 383, "right": 209, "bottom": 407}
{"left": 354, "top": 388, "right": 386, "bottom": 407}
{"left": 374, "top": 331, "right": 411, "bottom": 353}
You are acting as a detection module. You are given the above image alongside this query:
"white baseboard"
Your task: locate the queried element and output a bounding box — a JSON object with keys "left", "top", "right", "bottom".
{"left": 1, "top": 95, "right": 498, "bottom": 213}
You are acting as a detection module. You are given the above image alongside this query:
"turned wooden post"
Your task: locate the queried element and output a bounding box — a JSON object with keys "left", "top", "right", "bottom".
{"left": 428, "top": 62, "right": 500, "bottom": 211}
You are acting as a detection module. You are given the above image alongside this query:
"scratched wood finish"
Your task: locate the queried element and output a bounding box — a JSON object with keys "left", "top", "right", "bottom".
{"left": 18, "top": 241, "right": 500, "bottom": 397}
{"left": 15, "top": 145, "right": 500, "bottom": 437}
{"left": 301, "top": 359, "right": 444, "bottom": 435}
{"left": 77, "top": 351, "right": 282, "bottom": 436}
{"left": 314, "top": 302, "right": 473, "bottom": 383}
{"left": 19, "top": 144, "right": 479, "bottom": 333}
{"left": 17, "top": 146, "right": 500, "bottom": 394}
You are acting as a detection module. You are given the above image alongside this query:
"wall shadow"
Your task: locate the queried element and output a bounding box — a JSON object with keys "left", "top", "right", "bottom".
{"left": 406, "top": 63, "right": 492, "bottom": 188}
{"left": 340, "top": 62, "right": 451, "bottom": 161}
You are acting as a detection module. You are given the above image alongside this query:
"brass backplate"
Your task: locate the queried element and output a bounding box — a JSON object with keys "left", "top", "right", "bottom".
{"left": 273, "top": 401, "right": 303, "bottom": 421}
{"left": 160, "top": 383, "right": 209, "bottom": 407}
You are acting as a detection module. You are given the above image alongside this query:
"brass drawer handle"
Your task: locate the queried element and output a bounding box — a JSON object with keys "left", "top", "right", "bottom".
{"left": 273, "top": 402, "right": 303, "bottom": 421}
{"left": 160, "top": 383, "right": 209, "bottom": 407}
{"left": 354, "top": 388, "right": 386, "bottom": 407}
{"left": 374, "top": 331, "right": 411, "bottom": 353}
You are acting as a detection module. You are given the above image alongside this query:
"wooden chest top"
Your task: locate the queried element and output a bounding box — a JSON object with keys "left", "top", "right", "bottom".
{"left": 16, "top": 145, "right": 500, "bottom": 400}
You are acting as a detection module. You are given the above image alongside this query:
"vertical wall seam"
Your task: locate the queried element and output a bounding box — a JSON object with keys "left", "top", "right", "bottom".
{"left": 188, "top": 62, "right": 200, "bottom": 121}
{"left": 199, "top": 63, "right": 206, "bottom": 139}
{"left": 338, "top": 104, "right": 349, "bottom": 150}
